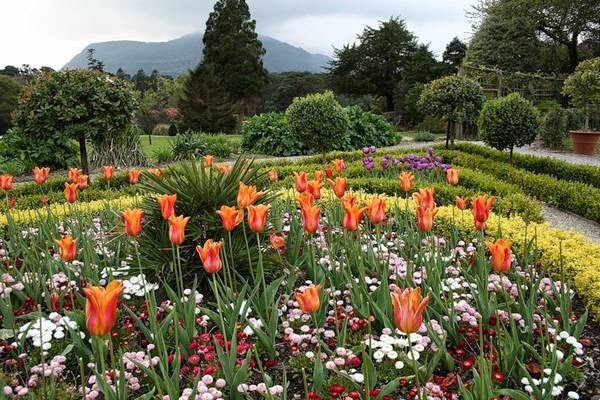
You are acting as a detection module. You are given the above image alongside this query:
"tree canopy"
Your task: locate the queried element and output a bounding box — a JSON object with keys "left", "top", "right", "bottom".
{"left": 0, "top": 76, "right": 21, "bottom": 134}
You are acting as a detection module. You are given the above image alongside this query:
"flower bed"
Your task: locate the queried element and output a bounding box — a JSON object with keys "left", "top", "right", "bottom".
{"left": 0, "top": 155, "right": 596, "bottom": 399}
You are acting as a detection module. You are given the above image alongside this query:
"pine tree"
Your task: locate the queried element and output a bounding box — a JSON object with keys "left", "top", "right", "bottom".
{"left": 178, "top": 64, "right": 238, "bottom": 133}
{"left": 202, "top": 0, "right": 268, "bottom": 115}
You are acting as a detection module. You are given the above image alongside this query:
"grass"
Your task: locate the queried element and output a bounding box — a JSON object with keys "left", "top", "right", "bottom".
{"left": 400, "top": 130, "right": 446, "bottom": 141}
{"left": 139, "top": 134, "right": 243, "bottom": 160}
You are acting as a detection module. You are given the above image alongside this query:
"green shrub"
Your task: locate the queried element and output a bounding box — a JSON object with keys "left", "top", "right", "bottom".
{"left": 241, "top": 112, "right": 306, "bottom": 156}
{"left": 345, "top": 106, "right": 396, "bottom": 148}
{"left": 152, "top": 124, "right": 171, "bottom": 136}
{"left": 415, "top": 115, "right": 446, "bottom": 134}
{"left": 539, "top": 106, "right": 569, "bottom": 149}
{"left": 199, "top": 134, "right": 239, "bottom": 158}
{"left": 153, "top": 147, "right": 175, "bottom": 163}
{"left": 412, "top": 131, "right": 437, "bottom": 142}
{"left": 286, "top": 91, "right": 349, "bottom": 156}
{"left": 451, "top": 143, "right": 600, "bottom": 189}
{"left": 171, "top": 132, "right": 207, "bottom": 160}
{"left": 479, "top": 93, "right": 540, "bottom": 162}
{"left": 0, "top": 75, "right": 20, "bottom": 134}
{"left": 439, "top": 149, "right": 600, "bottom": 222}
{"left": 562, "top": 57, "right": 600, "bottom": 129}
{"left": 404, "top": 83, "right": 425, "bottom": 126}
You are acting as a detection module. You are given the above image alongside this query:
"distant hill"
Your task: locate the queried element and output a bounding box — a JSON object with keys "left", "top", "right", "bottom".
{"left": 63, "top": 32, "right": 331, "bottom": 76}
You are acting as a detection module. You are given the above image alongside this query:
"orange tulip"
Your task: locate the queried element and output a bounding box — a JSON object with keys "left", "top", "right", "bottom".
{"left": 446, "top": 168, "right": 459, "bottom": 185}
{"left": 298, "top": 192, "right": 314, "bottom": 209}
{"left": 32, "top": 167, "right": 50, "bottom": 185}
{"left": 471, "top": 195, "right": 495, "bottom": 230}
{"left": 455, "top": 196, "right": 467, "bottom": 210}
{"left": 83, "top": 280, "right": 124, "bottom": 337}
{"left": 63, "top": 182, "right": 78, "bottom": 203}
{"left": 77, "top": 175, "right": 89, "bottom": 190}
{"left": 390, "top": 287, "right": 429, "bottom": 334}
{"left": 417, "top": 206, "right": 437, "bottom": 233}
{"left": 103, "top": 165, "right": 114, "bottom": 180}
{"left": 413, "top": 187, "right": 435, "bottom": 210}
{"left": 301, "top": 205, "right": 320, "bottom": 234}
{"left": 216, "top": 205, "right": 243, "bottom": 231}
{"left": 55, "top": 235, "right": 77, "bottom": 262}
{"left": 203, "top": 155, "right": 214, "bottom": 167}
{"left": 399, "top": 171, "right": 414, "bottom": 193}
{"left": 486, "top": 239, "right": 512, "bottom": 273}
{"left": 268, "top": 168, "right": 278, "bottom": 182}
{"left": 333, "top": 159, "right": 346, "bottom": 173}
{"left": 270, "top": 233, "right": 286, "bottom": 252}
{"left": 0, "top": 174, "right": 13, "bottom": 191}
{"left": 121, "top": 208, "right": 144, "bottom": 237}
{"left": 129, "top": 169, "right": 141, "bottom": 184}
{"left": 342, "top": 195, "right": 367, "bottom": 231}
{"left": 366, "top": 197, "right": 387, "bottom": 225}
{"left": 218, "top": 164, "right": 232, "bottom": 175}
{"left": 157, "top": 194, "right": 177, "bottom": 220}
{"left": 294, "top": 171, "right": 308, "bottom": 193}
{"left": 327, "top": 177, "right": 347, "bottom": 199}
{"left": 247, "top": 204, "right": 270, "bottom": 233}
{"left": 324, "top": 167, "right": 334, "bottom": 179}
{"left": 196, "top": 239, "right": 224, "bottom": 274}
{"left": 168, "top": 215, "right": 190, "bottom": 245}
{"left": 148, "top": 168, "right": 162, "bottom": 177}
{"left": 237, "top": 182, "right": 264, "bottom": 208}
{"left": 295, "top": 284, "right": 321, "bottom": 313}
{"left": 307, "top": 179, "right": 324, "bottom": 200}
{"left": 68, "top": 168, "right": 81, "bottom": 183}
{"left": 314, "top": 170, "right": 324, "bottom": 182}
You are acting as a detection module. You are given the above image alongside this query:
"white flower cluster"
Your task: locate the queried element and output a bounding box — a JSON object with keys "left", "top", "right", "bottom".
{"left": 520, "top": 369, "right": 578, "bottom": 398}
{"left": 122, "top": 274, "right": 159, "bottom": 299}
{"left": 365, "top": 329, "right": 430, "bottom": 367}
{"left": 551, "top": 330, "right": 585, "bottom": 356}
{"left": 17, "top": 313, "right": 83, "bottom": 350}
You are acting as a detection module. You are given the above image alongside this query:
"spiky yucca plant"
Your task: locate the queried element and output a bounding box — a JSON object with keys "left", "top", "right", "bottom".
{"left": 137, "top": 156, "right": 277, "bottom": 286}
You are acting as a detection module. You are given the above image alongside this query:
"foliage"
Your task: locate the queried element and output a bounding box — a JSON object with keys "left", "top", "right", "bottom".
{"left": 153, "top": 147, "right": 174, "bottom": 163}
{"left": 90, "top": 124, "right": 148, "bottom": 168}
{"left": 178, "top": 64, "right": 238, "bottom": 133}
{"left": 329, "top": 18, "right": 422, "bottom": 111}
{"left": 442, "top": 37, "right": 468, "bottom": 69}
{"left": 241, "top": 112, "right": 305, "bottom": 156}
{"left": 12, "top": 70, "right": 138, "bottom": 172}
{"left": 171, "top": 132, "right": 208, "bottom": 161}
{"left": 465, "top": 14, "right": 540, "bottom": 72}
{"left": 0, "top": 75, "right": 20, "bottom": 134}
{"left": 202, "top": 0, "right": 268, "bottom": 111}
{"left": 198, "top": 133, "right": 240, "bottom": 157}
{"left": 418, "top": 75, "right": 484, "bottom": 146}
{"left": 404, "top": 83, "right": 425, "bottom": 126}
{"left": 479, "top": 93, "right": 540, "bottom": 159}
{"left": 562, "top": 57, "right": 600, "bottom": 128}
{"left": 539, "top": 106, "right": 569, "bottom": 149}
{"left": 415, "top": 115, "right": 446, "bottom": 134}
{"left": 412, "top": 131, "right": 437, "bottom": 142}
{"left": 137, "top": 157, "right": 275, "bottom": 284}
{"left": 286, "top": 91, "right": 349, "bottom": 155}
{"left": 345, "top": 106, "right": 396, "bottom": 149}
{"left": 258, "top": 72, "right": 329, "bottom": 113}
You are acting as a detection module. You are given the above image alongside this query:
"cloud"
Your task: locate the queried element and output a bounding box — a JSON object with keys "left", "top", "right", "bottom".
{"left": 0, "top": 0, "right": 473, "bottom": 69}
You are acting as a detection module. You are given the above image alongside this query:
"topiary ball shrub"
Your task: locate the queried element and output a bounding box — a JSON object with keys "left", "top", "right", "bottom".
{"left": 479, "top": 93, "right": 540, "bottom": 162}
{"left": 539, "top": 106, "right": 568, "bottom": 149}
{"left": 345, "top": 106, "right": 396, "bottom": 149}
{"left": 241, "top": 112, "right": 306, "bottom": 156}
{"left": 286, "top": 91, "right": 349, "bottom": 157}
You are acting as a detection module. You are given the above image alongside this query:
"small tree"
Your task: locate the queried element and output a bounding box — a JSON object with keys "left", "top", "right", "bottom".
{"left": 418, "top": 75, "right": 484, "bottom": 147}
{"left": 286, "top": 91, "right": 349, "bottom": 160}
{"left": 13, "top": 70, "right": 139, "bottom": 173}
{"left": 562, "top": 57, "right": 600, "bottom": 130}
{"left": 479, "top": 93, "right": 540, "bottom": 163}
{"left": 0, "top": 75, "right": 20, "bottom": 134}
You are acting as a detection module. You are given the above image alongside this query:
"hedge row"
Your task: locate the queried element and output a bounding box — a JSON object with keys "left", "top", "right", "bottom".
{"left": 10, "top": 186, "right": 139, "bottom": 211}
{"left": 451, "top": 143, "right": 600, "bottom": 189}
{"left": 440, "top": 149, "right": 600, "bottom": 222}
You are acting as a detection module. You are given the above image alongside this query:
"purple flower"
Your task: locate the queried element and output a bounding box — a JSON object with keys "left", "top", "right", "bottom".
{"left": 380, "top": 158, "right": 390, "bottom": 169}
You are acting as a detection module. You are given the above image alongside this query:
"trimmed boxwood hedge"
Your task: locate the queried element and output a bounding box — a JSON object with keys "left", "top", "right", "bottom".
{"left": 440, "top": 149, "right": 600, "bottom": 222}
{"left": 452, "top": 143, "right": 600, "bottom": 189}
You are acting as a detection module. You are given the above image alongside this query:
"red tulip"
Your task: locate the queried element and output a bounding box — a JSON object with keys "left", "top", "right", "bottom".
{"left": 295, "top": 285, "right": 321, "bottom": 313}
{"left": 446, "top": 168, "right": 459, "bottom": 185}
{"left": 63, "top": 182, "right": 78, "bottom": 203}
{"left": 302, "top": 205, "right": 320, "bottom": 234}
{"left": 196, "top": 240, "right": 224, "bottom": 274}
{"left": 32, "top": 167, "right": 50, "bottom": 185}
{"left": 327, "top": 177, "right": 347, "bottom": 199}
{"left": 203, "top": 155, "right": 214, "bottom": 167}
{"left": 471, "top": 195, "right": 494, "bottom": 230}
{"left": 486, "top": 239, "right": 512, "bottom": 273}
{"left": 237, "top": 182, "right": 264, "bottom": 208}
{"left": 0, "top": 174, "right": 13, "bottom": 191}
{"left": 342, "top": 195, "right": 367, "bottom": 231}
{"left": 68, "top": 168, "right": 81, "bottom": 183}
{"left": 55, "top": 235, "right": 77, "bottom": 262}
{"left": 216, "top": 205, "right": 243, "bottom": 231}
{"left": 333, "top": 159, "right": 346, "bottom": 173}
{"left": 416, "top": 206, "right": 437, "bottom": 232}
{"left": 148, "top": 168, "right": 162, "bottom": 177}
{"left": 268, "top": 168, "right": 278, "bottom": 182}
{"left": 270, "top": 233, "right": 286, "bottom": 252}
{"left": 455, "top": 196, "right": 467, "bottom": 210}
{"left": 83, "top": 281, "right": 124, "bottom": 336}
{"left": 413, "top": 187, "right": 435, "bottom": 210}
{"left": 77, "top": 175, "right": 89, "bottom": 189}
{"left": 218, "top": 164, "right": 231, "bottom": 174}
{"left": 247, "top": 204, "right": 270, "bottom": 233}
{"left": 366, "top": 197, "right": 386, "bottom": 225}
{"left": 157, "top": 194, "right": 176, "bottom": 220}
{"left": 390, "top": 287, "right": 429, "bottom": 334}
{"left": 298, "top": 192, "right": 314, "bottom": 209}
{"left": 121, "top": 208, "right": 144, "bottom": 237}
{"left": 129, "top": 169, "right": 141, "bottom": 184}
{"left": 399, "top": 171, "right": 414, "bottom": 193}
{"left": 168, "top": 215, "right": 190, "bottom": 245}
{"left": 307, "top": 180, "right": 324, "bottom": 200}
{"left": 294, "top": 171, "right": 308, "bottom": 193}
{"left": 102, "top": 165, "right": 114, "bottom": 180}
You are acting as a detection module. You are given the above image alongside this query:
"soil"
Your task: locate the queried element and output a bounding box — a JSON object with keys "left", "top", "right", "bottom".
{"left": 574, "top": 295, "right": 600, "bottom": 398}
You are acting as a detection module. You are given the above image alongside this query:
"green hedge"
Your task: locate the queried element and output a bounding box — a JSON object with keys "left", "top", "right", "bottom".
{"left": 440, "top": 149, "right": 600, "bottom": 222}
{"left": 10, "top": 186, "right": 139, "bottom": 211}
{"left": 452, "top": 143, "right": 600, "bottom": 189}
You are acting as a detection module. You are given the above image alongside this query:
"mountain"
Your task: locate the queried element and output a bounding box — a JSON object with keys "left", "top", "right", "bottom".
{"left": 63, "top": 32, "right": 331, "bottom": 76}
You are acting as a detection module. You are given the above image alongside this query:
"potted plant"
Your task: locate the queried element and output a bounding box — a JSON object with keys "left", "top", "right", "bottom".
{"left": 562, "top": 57, "right": 600, "bottom": 155}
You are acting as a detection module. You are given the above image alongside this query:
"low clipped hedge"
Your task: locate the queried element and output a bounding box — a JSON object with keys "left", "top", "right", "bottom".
{"left": 440, "top": 149, "right": 600, "bottom": 222}
{"left": 10, "top": 186, "right": 139, "bottom": 211}
{"left": 452, "top": 143, "right": 600, "bottom": 189}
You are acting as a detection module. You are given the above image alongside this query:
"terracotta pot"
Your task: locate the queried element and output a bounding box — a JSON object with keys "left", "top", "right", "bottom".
{"left": 570, "top": 130, "right": 600, "bottom": 155}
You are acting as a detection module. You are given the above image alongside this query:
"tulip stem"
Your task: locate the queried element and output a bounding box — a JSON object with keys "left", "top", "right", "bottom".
{"left": 211, "top": 273, "right": 228, "bottom": 354}
{"left": 256, "top": 232, "right": 268, "bottom": 316}
{"left": 227, "top": 231, "right": 236, "bottom": 291}
{"left": 408, "top": 336, "right": 422, "bottom": 400}
{"left": 241, "top": 219, "right": 255, "bottom": 283}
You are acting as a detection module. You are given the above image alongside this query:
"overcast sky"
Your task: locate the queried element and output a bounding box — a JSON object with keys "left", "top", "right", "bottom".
{"left": 0, "top": 0, "right": 474, "bottom": 70}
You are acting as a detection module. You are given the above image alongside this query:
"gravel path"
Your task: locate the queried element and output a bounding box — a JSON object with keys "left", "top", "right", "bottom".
{"left": 542, "top": 204, "right": 600, "bottom": 244}
{"left": 513, "top": 145, "right": 600, "bottom": 167}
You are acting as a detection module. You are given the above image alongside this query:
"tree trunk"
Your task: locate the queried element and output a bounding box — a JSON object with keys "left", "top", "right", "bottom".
{"left": 509, "top": 147, "right": 514, "bottom": 166}
{"left": 79, "top": 133, "right": 90, "bottom": 175}
{"left": 567, "top": 36, "right": 579, "bottom": 73}
{"left": 445, "top": 121, "right": 451, "bottom": 148}
{"left": 385, "top": 94, "right": 395, "bottom": 112}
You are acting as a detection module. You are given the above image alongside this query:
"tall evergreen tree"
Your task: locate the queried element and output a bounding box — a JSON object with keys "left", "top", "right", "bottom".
{"left": 443, "top": 37, "right": 468, "bottom": 68}
{"left": 178, "top": 64, "right": 238, "bottom": 133}
{"left": 202, "top": 0, "right": 268, "bottom": 115}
